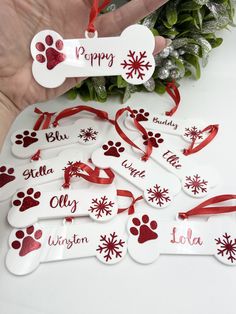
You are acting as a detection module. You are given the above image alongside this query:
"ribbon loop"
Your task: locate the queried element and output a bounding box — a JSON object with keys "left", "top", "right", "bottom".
{"left": 183, "top": 124, "right": 219, "bottom": 156}
{"left": 63, "top": 161, "right": 114, "bottom": 188}
{"left": 34, "top": 108, "right": 56, "bottom": 131}
{"left": 165, "top": 81, "right": 181, "bottom": 116}
{"left": 87, "top": 0, "right": 111, "bottom": 33}
{"left": 52, "top": 105, "right": 114, "bottom": 127}
{"left": 115, "top": 107, "right": 153, "bottom": 161}
{"left": 117, "top": 190, "right": 143, "bottom": 215}
{"left": 179, "top": 194, "right": 236, "bottom": 219}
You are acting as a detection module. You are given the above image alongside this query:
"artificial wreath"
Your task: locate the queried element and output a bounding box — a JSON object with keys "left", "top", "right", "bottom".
{"left": 67, "top": 0, "right": 235, "bottom": 102}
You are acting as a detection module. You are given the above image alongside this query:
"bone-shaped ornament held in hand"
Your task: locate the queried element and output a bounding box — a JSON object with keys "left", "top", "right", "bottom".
{"left": 31, "top": 25, "right": 155, "bottom": 88}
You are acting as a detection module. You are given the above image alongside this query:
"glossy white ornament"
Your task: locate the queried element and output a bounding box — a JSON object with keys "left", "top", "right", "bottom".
{"left": 6, "top": 219, "right": 127, "bottom": 275}
{"left": 0, "top": 149, "right": 82, "bottom": 202}
{"left": 11, "top": 119, "right": 103, "bottom": 158}
{"left": 8, "top": 184, "right": 118, "bottom": 228}
{"left": 128, "top": 213, "right": 236, "bottom": 266}
{"left": 91, "top": 139, "right": 181, "bottom": 209}
{"left": 31, "top": 25, "right": 155, "bottom": 88}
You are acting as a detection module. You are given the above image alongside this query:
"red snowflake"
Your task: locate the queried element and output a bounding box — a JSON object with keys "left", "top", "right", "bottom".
{"left": 215, "top": 233, "right": 236, "bottom": 263}
{"left": 184, "top": 126, "right": 203, "bottom": 141}
{"left": 146, "top": 184, "right": 171, "bottom": 207}
{"left": 62, "top": 161, "right": 81, "bottom": 177}
{"left": 78, "top": 127, "right": 98, "bottom": 143}
{"left": 184, "top": 174, "right": 208, "bottom": 195}
{"left": 89, "top": 196, "right": 114, "bottom": 219}
{"left": 121, "top": 50, "right": 152, "bottom": 80}
{"left": 96, "top": 232, "right": 125, "bottom": 262}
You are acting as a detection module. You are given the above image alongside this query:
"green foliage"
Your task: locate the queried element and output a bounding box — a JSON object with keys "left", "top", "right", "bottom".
{"left": 67, "top": 0, "right": 234, "bottom": 102}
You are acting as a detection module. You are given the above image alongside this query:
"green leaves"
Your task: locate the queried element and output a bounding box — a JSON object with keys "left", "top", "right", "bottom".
{"left": 155, "top": 80, "right": 166, "bottom": 94}
{"left": 179, "top": 1, "right": 202, "bottom": 11}
{"left": 67, "top": 88, "right": 77, "bottom": 100}
{"left": 184, "top": 54, "right": 201, "bottom": 79}
{"left": 166, "top": 1, "right": 178, "bottom": 26}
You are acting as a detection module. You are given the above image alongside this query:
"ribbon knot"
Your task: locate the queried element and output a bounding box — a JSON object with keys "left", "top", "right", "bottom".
{"left": 87, "top": 0, "right": 111, "bottom": 33}
{"left": 63, "top": 161, "right": 115, "bottom": 188}
{"left": 34, "top": 107, "right": 56, "bottom": 131}
{"left": 117, "top": 190, "right": 143, "bottom": 215}
{"left": 114, "top": 106, "right": 153, "bottom": 161}
{"left": 178, "top": 212, "right": 188, "bottom": 220}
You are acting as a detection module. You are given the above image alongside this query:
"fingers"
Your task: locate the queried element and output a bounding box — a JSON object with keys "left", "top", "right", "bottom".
{"left": 154, "top": 36, "right": 172, "bottom": 55}
{"left": 97, "top": 0, "right": 169, "bottom": 36}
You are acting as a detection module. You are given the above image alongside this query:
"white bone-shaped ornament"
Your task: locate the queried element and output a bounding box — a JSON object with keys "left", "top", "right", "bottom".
{"left": 11, "top": 118, "right": 102, "bottom": 158}
{"left": 6, "top": 219, "right": 127, "bottom": 275}
{"left": 125, "top": 109, "right": 210, "bottom": 143}
{"left": 133, "top": 133, "right": 218, "bottom": 198}
{"left": 0, "top": 149, "right": 82, "bottom": 202}
{"left": 91, "top": 140, "right": 181, "bottom": 209}
{"left": 128, "top": 213, "right": 236, "bottom": 266}
{"left": 31, "top": 25, "right": 155, "bottom": 88}
{"left": 8, "top": 184, "right": 118, "bottom": 228}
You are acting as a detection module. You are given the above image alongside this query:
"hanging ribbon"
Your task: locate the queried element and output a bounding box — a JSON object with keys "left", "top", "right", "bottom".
{"left": 114, "top": 107, "right": 153, "bottom": 161}
{"left": 31, "top": 149, "right": 41, "bottom": 161}
{"left": 165, "top": 81, "right": 181, "bottom": 116}
{"left": 63, "top": 161, "right": 115, "bottom": 189}
{"left": 179, "top": 194, "right": 236, "bottom": 219}
{"left": 33, "top": 108, "right": 56, "bottom": 131}
{"left": 52, "top": 105, "right": 114, "bottom": 127}
{"left": 117, "top": 190, "right": 143, "bottom": 215}
{"left": 183, "top": 124, "right": 219, "bottom": 156}
{"left": 87, "top": 0, "right": 111, "bottom": 33}
{"left": 32, "top": 108, "right": 56, "bottom": 161}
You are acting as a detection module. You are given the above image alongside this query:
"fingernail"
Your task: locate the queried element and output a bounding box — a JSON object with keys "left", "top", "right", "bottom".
{"left": 165, "top": 38, "right": 172, "bottom": 47}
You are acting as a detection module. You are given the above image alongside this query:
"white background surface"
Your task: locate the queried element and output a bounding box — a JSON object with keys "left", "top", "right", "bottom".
{"left": 0, "top": 26, "right": 236, "bottom": 314}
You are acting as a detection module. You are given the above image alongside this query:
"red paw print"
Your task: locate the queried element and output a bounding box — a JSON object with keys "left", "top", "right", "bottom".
{"left": 130, "top": 109, "right": 149, "bottom": 122}
{"left": 35, "top": 35, "right": 66, "bottom": 70}
{"left": 0, "top": 166, "right": 15, "bottom": 188}
{"left": 142, "top": 131, "right": 164, "bottom": 148}
{"left": 130, "top": 214, "right": 158, "bottom": 244}
{"left": 13, "top": 188, "right": 41, "bottom": 212}
{"left": 102, "top": 141, "right": 125, "bottom": 157}
{"left": 11, "top": 226, "right": 42, "bottom": 257}
{"left": 15, "top": 130, "right": 38, "bottom": 148}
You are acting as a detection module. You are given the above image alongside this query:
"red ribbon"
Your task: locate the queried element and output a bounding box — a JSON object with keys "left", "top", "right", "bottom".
{"left": 165, "top": 81, "right": 181, "bottom": 116}
{"left": 31, "top": 149, "right": 41, "bottom": 161}
{"left": 115, "top": 107, "right": 153, "bottom": 161}
{"left": 179, "top": 194, "right": 236, "bottom": 219}
{"left": 87, "top": 0, "right": 111, "bottom": 33}
{"left": 52, "top": 105, "right": 114, "bottom": 127}
{"left": 63, "top": 161, "right": 115, "bottom": 188}
{"left": 183, "top": 124, "right": 219, "bottom": 156}
{"left": 32, "top": 108, "right": 56, "bottom": 161}
{"left": 34, "top": 108, "right": 56, "bottom": 131}
{"left": 117, "top": 190, "right": 143, "bottom": 215}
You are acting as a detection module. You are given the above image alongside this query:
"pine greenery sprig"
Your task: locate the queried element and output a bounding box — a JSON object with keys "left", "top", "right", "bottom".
{"left": 67, "top": 0, "right": 235, "bottom": 102}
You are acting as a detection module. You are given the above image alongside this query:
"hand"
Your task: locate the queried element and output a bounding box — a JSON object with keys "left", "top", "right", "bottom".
{"left": 0, "top": 0, "right": 169, "bottom": 147}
